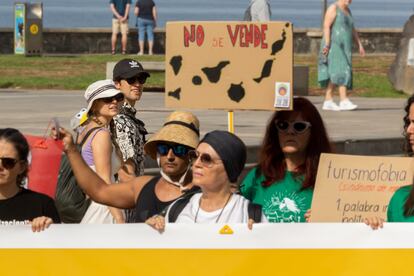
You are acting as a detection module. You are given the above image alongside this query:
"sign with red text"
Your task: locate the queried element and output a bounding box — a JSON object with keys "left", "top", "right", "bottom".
{"left": 165, "top": 21, "right": 293, "bottom": 110}
{"left": 310, "top": 153, "right": 414, "bottom": 222}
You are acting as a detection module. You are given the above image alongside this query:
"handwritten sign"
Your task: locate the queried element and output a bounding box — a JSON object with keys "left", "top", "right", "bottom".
{"left": 310, "top": 153, "right": 414, "bottom": 222}
{"left": 165, "top": 21, "right": 293, "bottom": 110}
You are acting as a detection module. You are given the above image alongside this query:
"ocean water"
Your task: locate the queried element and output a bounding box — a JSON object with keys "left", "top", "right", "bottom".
{"left": 0, "top": 0, "right": 413, "bottom": 29}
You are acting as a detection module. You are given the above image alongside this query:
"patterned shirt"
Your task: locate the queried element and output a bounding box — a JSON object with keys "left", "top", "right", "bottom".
{"left": 113, "top": 102, "right": 147, "bottom": 177}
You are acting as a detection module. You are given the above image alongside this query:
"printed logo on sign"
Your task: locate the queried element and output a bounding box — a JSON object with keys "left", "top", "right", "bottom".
{"left": 30, "top": 24, "right": 38, "bottom": 35}
{"left": 263, "top": 192, "right": 307, "bottom": 222}
{"left": 274, "top": 82, "right": 291, "bottom": 108}
{"left": 129, "top": 61, "right": 140, "bottom": 68}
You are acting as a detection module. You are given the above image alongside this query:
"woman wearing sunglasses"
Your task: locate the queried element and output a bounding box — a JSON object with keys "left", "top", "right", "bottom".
{"left": 240, "top": 97, "right": 333, "bottom": 223}
{"left": 73, "top": 79, "right": 126, "bottom": 224}
{"left": 146, "top": 130, "right": 267, "bottom": 231}
{"left": 0, "top": 128, "right": 60, "bottom": 232}
{"left": 53, "top": 111, "right": 200, "bottom": 223}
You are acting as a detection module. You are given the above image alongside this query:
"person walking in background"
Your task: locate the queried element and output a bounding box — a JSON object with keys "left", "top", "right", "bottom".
{"left": 134, "top": 0, "right": 157, "bottom": 55}
{"left": 318, "top": 0, "right": 365, "bottom": 111}
{"left": 240, "top": 97, "right": 333, "bottom": 223}
{"left": 110, "top": 0, "right": 131, "bottom": 55}
{"left": 244, "top": 0, "right": 271, "bottom": 21}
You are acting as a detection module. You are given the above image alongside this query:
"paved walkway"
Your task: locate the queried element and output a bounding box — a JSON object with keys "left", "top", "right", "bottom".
{"left": 0, "top": 89, "right": 407, "bottom": 156}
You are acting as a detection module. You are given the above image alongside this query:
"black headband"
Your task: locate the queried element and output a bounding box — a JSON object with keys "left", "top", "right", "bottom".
{"left": 164, "top": 121, "right": 200, "bottom": 136}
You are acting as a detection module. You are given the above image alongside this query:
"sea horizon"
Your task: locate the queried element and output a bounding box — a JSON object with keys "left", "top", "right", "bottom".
{"left": 1, "top": 0, "right": 413, "bottom": 29}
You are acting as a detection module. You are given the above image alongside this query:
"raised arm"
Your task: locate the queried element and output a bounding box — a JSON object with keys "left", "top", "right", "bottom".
{"left": 55, "top": 128, "right": 150, "bottom": 210}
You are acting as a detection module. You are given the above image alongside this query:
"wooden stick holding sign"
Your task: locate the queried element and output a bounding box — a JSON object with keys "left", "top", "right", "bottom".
{"left": 227, "top": 111, "right": 234, "bottom": 133}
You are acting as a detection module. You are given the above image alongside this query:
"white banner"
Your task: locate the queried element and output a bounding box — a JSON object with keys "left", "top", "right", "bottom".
{"left": 1, "top": 223, "right": 413, "bottom": 249}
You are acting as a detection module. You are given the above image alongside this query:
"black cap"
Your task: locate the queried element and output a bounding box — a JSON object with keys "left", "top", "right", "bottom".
{"left": 113, "top": 59, "right": 150, "bottom": 80}
{"left": 200, "top": 130, "right": 247, "bottom": 183}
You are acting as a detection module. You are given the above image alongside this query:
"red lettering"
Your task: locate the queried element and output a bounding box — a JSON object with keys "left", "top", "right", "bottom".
{"left": 196, "top": 25, "right": 204, "bottom": 46}
{"left": 254, "top": 25, "right": 261, "bottom": 47}
{"left": 261, "top": 24, "right": 268, "bottom": 49}
{"left": 184, "top": 25, "right": 204, "bottom": 47}
{"left": 183, "top": 25, "right": 195, "bottom": 47}
{"left": 245, "top": 25, "right": 253, "bottom": 46}
{"left": 239, "top": 25, "right": 246, "bottom": 47}
{"left": 227, "top": 25, "right": 239, "bottom": 47}
{"left": 227, "top": 23, "right": 269, "bottom": 48}
{"left": 212, "top": 37, "right": 224, "bottom": 47}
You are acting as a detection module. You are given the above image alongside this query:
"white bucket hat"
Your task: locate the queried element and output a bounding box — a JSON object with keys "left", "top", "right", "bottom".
{"left": 84, "top": 79, "right": 122, "bottom": 114}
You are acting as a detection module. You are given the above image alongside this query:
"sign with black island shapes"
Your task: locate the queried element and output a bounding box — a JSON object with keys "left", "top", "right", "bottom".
{"left": 165, "top": 21, "right": 293, "bottom": 110}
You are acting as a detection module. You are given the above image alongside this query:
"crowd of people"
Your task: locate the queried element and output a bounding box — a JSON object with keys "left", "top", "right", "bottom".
{"left": 0, "top": 1, "right": 410, "bottom": 233}
{"left": 1, "top": 57, "right": 413, "bottom": 233}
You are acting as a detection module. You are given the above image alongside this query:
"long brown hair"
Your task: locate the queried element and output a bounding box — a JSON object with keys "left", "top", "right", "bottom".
{"left": 257, "top": 97, "right": 333, "bottom": 189}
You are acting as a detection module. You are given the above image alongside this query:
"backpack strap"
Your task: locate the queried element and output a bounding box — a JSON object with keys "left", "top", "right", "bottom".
{"left": 78, "top": 127, "right": 102, "bottom": 147}
{"left": 248, "top": 202, "right": 262, "bottom": 223}
{"left": 166, "top": 187, "right": 201, "bottom": 223}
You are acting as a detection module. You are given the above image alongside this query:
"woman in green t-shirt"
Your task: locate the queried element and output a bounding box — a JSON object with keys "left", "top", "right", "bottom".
{"left": 240, "top": 97, "right": 333, "bottom": 222}
{"left": 366, "top": 94, "right": 414, "bottom": 228}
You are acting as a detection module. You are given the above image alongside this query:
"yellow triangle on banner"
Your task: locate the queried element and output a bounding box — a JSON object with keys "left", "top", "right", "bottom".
{"left": 219, "top": 225, "right": 234, "bottom": 235}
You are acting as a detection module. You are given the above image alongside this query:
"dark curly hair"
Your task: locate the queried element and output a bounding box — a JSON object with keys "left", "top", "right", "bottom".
{"left": 403, "top": 94, "right": 414, "bottom": 156}
{"left": 0, "top": 128, "right": 29, "bottom": 187}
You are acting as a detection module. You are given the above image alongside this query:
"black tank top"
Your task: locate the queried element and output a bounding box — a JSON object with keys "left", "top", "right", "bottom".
{"left": 132, "top": 176, "right": 175, "bottom": 222}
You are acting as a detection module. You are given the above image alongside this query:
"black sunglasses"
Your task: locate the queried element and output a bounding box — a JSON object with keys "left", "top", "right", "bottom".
{"left": 156, "top": 143, "right": 190, "bottom": 157}
{"left": 0, "top": 157, "right": 19, "bottom": 170}
{"left": 188, "top": 150, "right": 221, "bottom": 168}
{"left": 101, "top": 93, "right": 124, "bottom": 104}
{"left": 125, "top": 76, "right": 147, "bottom": 85}
{"left": 275, "top": 120, "right": 312, "bottom": 134}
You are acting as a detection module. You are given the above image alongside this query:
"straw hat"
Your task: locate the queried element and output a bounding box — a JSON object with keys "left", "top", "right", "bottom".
{"left": 144, "top": 111, "right": 200, "bottom": 159}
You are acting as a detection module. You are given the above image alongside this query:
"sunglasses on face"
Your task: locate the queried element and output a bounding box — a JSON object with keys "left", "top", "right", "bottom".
{"left": 275, "top": 120, "right": 312, "bottom": 134}
{"left": 0, "top": 157, "right": 19, "bottom": 170}
{"left": 125, "top": 76, "right": 147, "bottom": 85}
{"left": 188, "top": 150, "right": 221, "bottom": 168}
{"left": 101, "top": 93, "right": 124, "bottom": 104}
{"left": 156, "top": 143, "right": 190, "bottom": 157}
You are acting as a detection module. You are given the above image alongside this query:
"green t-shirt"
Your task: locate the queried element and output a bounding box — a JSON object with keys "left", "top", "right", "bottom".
{"left": 387, "top": 185, "right": 414, "bottom": 222}
{"left": 240, "top": 167, "right": 313, "bottom": 223}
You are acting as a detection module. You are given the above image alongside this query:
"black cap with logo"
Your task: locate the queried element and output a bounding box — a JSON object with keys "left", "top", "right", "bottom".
{"left": 113, "top": 59, "right": 150, "bottom": 81}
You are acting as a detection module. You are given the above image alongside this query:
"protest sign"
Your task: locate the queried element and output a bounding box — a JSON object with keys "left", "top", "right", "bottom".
{"left": 310, "top": 153, "right": 414, "bottom": 222}
{"left": 165, "top": 21, "right": 293, "bottom": 110}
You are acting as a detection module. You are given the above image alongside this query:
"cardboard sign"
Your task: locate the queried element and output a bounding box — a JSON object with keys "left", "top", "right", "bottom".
{"left": 311, "top": 153, "right": 414, "bottom": 222}
{"left": 165, "top": 21, "right": 293, "bottom": 110}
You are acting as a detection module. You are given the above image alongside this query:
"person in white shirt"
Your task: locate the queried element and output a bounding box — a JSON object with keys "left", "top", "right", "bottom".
{"left": 146, "top": 130, "right": 267, "bottom": 231}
